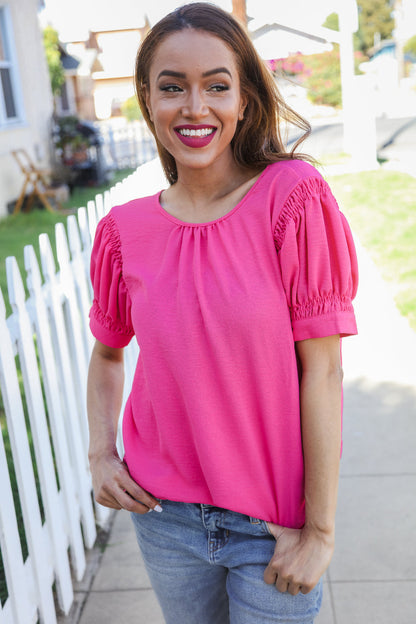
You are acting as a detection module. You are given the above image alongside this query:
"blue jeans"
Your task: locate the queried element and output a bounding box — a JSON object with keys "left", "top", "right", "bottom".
{"left": 131, "top": 500, "right": 323, "bottom": 624}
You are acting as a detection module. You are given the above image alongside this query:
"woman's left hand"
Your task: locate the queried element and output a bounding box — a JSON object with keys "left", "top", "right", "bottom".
{"left": 263, "top": 523, "right": 334, "bottom": 595}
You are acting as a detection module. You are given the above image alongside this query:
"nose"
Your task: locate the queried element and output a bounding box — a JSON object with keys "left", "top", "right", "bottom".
{"left": 182, "top": 87, "right": 209, "bottom": 119}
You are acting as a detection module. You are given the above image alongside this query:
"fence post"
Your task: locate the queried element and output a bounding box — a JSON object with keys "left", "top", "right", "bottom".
{"left": 67, "top": 215, "right": 95, "bottom": 358}
{"left": 24, "top": 244, "right": 87, "bottom": 582}
{"left": 2, "top": 262, "right": 57, "bottom": 623}
{"left": 6, "top": 256, "right": 74, "bottom": 615}
{"left": 0, "top": 288, "right": 36, "bottom": 624}
{"left": 38, "top": 233, "right": 97, "bottom": 547}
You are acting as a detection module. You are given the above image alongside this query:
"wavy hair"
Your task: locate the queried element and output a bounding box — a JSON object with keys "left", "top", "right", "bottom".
{"left": 135, "top": 2, "right": 312, "bottom": 184}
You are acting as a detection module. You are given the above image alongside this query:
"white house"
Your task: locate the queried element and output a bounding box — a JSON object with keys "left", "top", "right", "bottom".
{"left": 0, "top": 0, "right": 54, "bottom": 217}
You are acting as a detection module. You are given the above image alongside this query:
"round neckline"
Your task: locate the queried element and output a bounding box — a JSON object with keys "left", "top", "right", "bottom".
{"left": 156, "top": 166, "right": 270, "bottom": 227}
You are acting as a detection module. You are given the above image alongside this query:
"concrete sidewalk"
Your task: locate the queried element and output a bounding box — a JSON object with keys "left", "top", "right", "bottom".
{"left": 66, "top": 230, "right": 416, "bottom": 624}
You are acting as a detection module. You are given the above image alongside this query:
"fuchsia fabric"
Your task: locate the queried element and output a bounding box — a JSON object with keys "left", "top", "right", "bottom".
{"left": 89, "top": 160, "right": 358, "bottom": 527}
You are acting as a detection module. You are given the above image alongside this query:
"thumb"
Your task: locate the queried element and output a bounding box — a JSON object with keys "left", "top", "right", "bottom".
{"left": 265, "top": 521, "right": 286, "bottom": 540}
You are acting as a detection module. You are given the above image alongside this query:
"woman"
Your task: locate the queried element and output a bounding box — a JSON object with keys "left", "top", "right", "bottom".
{"left": 87, "top": 3, "right": 358, "bottom": 623}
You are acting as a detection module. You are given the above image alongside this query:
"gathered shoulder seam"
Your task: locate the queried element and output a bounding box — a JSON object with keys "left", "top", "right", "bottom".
{"left": 273, "top": 176, "right": 330, "bottom": 251}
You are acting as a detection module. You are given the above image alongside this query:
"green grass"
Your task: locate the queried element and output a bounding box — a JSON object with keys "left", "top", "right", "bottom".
{"left": 327, "top": 169, "right": 416, "bottom": 331}
{"left": 0, "top": 169, "right": 134, "bottom": 318}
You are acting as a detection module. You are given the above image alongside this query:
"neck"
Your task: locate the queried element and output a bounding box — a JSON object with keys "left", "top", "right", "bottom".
{"left": 174, "top": 157, "right": 249, "bottom": 209}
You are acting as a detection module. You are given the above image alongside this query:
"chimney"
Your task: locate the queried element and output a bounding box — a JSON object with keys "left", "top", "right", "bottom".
{"left": 231, "top": 0, "right": 247, "bottom": 29}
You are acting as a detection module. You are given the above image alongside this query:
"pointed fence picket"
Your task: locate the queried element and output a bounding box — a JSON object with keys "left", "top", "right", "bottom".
{"left": 0, "top": 158, "right": 164, "bottom": 622}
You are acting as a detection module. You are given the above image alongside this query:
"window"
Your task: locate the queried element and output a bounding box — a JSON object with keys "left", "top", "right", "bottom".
{"left": 0, "top": 6, "right": 22, "bottom": 126}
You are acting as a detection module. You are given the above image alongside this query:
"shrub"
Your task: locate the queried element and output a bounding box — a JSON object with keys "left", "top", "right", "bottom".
{"left": 121, "top": 96, "right": 142, "bottom": 122}
{"left": 275, "top": 48, "right": 367, "bottom": 109}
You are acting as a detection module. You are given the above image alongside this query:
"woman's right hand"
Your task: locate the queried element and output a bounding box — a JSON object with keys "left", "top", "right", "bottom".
{"left": 89, "top": 449, "right": 162, "bottom": 514}
{"left": 87, "top": 340, "right": 163, "bottom": 515}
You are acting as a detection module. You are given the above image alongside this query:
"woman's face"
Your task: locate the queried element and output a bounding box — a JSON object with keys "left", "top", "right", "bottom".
{"left": 145, "top": 28, "right": 246, "bottom": 176}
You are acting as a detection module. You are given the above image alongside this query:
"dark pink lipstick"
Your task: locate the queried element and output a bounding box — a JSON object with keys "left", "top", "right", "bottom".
{"left": 174, "top": 124, "right": 217, "bottom": 148}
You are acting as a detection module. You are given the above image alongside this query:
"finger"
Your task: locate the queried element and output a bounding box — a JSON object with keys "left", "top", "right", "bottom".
{"left": 264, "top": 564, "right": 278, "bottom": 585}
{"left": 275, "top": 577, "right": 289, "bottom": 593}
{"left": 265, "top": 522, "right": 285, "bottom": 540}
{"left": 118, "top": 491, "right": 152, "bottom": 514}
{"left": 94, "top": 490, "right": 122, "bottom": 510}
{"left": 95, "top": 479, "right": 148, "bottom": 513}
{"left": 288, "top": 583, "right": 301, "bottom": 596}
{"left": 121, "top": 479, "right": 163, "bottom": 512}
{"left": 300, "top": 583, "right": 314, "bottom": 595}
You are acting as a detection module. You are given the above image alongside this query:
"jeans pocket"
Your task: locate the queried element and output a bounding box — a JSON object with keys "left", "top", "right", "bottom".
{"left": 261, "top": 520, "right": 274, "bottom": 537}
{"left": 249, "top": 516, "right": 274, "bottom": 537}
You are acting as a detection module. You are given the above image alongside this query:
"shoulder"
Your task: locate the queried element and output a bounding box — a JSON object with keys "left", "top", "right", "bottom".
{"left": 259, "top": 160, "right": 330, "bottom": 230}
{"left": 110, "top": 192, "right": 161, "bottom": 224}
{"left": 265, "top": 161, "right": 341, "bottom": 249}
{"left": 264, "top": 159, "right": 325, "bottom": 197}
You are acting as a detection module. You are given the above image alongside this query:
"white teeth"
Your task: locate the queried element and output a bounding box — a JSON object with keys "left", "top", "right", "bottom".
{"left": 178, "top": 128, "right": 214, "bottom": 137}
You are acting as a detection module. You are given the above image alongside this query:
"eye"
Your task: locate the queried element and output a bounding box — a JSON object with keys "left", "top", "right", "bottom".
{"left": 159, "top": 84, "right": 183, "bottom": 93}
{"left": 209, "top": 83, "right": 229, "bottom": 92}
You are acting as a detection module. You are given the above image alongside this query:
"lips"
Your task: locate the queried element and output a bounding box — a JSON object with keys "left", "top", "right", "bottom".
{"left": 174, "top": 125, "right": 217, "bottom": 148}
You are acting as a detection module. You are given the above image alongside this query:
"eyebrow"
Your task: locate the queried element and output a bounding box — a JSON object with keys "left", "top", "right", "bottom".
{"left": 157, "top": 67, "right": 232, "bottom": 80}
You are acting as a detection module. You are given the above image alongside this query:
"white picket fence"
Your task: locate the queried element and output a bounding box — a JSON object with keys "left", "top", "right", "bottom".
{"left": 0, "top": 159, "right": 166, "bottom": 624}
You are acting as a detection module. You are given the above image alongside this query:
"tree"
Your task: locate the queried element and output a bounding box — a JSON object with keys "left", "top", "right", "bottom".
{"left": 354, "top": 0, "right": 395, "bottom": 55}
{"left": 404, "top": 34, "right": 416, "bottom": 58}
{"left": 43, "top": 26, "right": 65, "bottom": 96}
{"left": 322, "top": 12, "right": 339, "bottom": 32}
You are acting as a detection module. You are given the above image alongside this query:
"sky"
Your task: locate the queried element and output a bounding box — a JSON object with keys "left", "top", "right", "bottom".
{"left": 42, "top": 0, "right": 339, "bottom": 42}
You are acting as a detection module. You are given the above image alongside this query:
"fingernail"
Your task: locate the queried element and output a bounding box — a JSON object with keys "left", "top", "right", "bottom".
{"left": 154, "top": 504, "right": 163, "bottom": 513}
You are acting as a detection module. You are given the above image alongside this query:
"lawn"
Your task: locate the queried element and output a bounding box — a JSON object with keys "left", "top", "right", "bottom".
{"left": 0, "top": 169, "right": 134, "bottom": 317}
{"left": 327, "top": 169, "right": 416, "bottom": 331}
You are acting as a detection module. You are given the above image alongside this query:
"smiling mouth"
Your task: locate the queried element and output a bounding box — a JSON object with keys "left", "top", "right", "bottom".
{"left": 174, "top": 125, "right": 217, "bottom": 148}
{"left": 177, "top": 127, "right": 215, "bottom": 137}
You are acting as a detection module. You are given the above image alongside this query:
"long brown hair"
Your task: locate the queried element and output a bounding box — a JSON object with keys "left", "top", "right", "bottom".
{"left": 135, "top": 2, "right": 312, "bottom": 184}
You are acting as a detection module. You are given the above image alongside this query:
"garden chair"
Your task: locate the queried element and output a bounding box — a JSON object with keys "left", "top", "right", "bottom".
{"left": 12, "top": 149, "right": 63, "bottom": 214}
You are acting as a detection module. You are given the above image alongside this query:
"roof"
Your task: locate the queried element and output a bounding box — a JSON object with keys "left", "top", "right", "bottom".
{"left": 59, "top": 47, "right": 80, "bottom": 71}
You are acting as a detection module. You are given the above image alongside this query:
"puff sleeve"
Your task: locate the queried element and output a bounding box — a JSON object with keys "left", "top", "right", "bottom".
{"left": 89, "top": 213, "right": 134, "bottom": 348}
{"left": 274, "top": 176, "right": 358, "bottom": 341}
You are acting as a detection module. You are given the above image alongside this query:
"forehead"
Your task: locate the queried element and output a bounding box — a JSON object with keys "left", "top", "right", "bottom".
{"left": 149, "top": 29, "right": 239, "bottom": 78}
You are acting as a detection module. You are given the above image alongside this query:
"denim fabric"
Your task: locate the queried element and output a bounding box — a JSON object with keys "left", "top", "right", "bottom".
{"left": 131, "top": 500, "right": 323, "bottom": 624}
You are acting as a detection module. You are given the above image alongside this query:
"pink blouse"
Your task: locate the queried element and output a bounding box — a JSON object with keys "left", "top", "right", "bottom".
{"left": 90, "top": 160, "right": 358, "bottom": 528}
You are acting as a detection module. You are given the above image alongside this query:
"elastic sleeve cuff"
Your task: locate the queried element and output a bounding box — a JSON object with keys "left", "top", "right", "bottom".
{"left": 292, "top": 310, "right": 358, "bottom": 342}
{"left": 89, "top": 314, "right": 133, "bottom": 348}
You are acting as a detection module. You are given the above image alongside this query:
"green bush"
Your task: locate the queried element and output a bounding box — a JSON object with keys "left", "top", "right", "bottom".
{"left": 121, "top": 96, "right": 142, "bottom": 122}
{"left": 404, "top": 35, "right": 416, "bottom": 59}
{"left": 43, "top": 26, "right": 65, "bottom": 96}
{"left": 276, "top": 48, "right": 367, "bottom": 109}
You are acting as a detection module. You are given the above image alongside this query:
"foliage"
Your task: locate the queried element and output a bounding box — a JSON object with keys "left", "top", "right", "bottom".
{"left": 53, "top": 116, "right": 90, "bottom": 149}
{"left": 404, "top": 34, "right": 416, "bottom": 59}
{"left": 275, "top": 48, "right": 366, "bottom": 109}
{"left": 354, "top": 0, "right": 394, "bottom": 55}
{"left": 42, "top": 26, "right": 65, "bottom": 96}
{"left": 322, "top": 12, "right": 339, "bottom": 32}
{"left": 121, "top": 96, "right": 142, "bottom": 122}
{"left": 302, "top": 49, "right": 343, "bottom": 108}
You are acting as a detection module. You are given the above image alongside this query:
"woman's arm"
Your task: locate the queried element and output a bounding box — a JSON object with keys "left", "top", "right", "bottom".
{"left": 87, "top": 339, "right": 161, "bottom": 513}
{"left": 264, "top": 334, "right": 342, "bottom": 595}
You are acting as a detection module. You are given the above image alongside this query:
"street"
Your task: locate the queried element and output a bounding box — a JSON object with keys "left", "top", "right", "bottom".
{"left": 289, "top": 115, "right": 416, "bottom": 162}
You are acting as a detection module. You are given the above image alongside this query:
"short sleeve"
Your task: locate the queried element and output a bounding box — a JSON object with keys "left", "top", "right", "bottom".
{"left": 89, "top": 213, "right": 134, "bottom": 347}
{"left": 274, "top": 177, "right": 358, "bottom": 341}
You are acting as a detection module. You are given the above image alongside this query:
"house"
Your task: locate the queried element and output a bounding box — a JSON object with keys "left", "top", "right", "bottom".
{"left": 64, "top": 25, "right": 147, "bottom": 120}
{"left": 0, "top": 0, "right": 54, "bottom": 217}
{"left": 55, "top": 42, "right": 102, "bottom": 120}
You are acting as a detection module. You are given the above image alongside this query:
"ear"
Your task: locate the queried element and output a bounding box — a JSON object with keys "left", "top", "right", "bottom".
{"left": 144, "top": 85, "right": 153, "bottom": 122}
{"left": 238, "top": 94, "right": 248, "bottom": 121}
